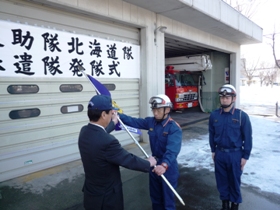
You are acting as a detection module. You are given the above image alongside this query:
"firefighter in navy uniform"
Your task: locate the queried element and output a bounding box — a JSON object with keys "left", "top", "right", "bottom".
{"left": 209, "top": 84, "right": 253, "bottom": 210}
{"left": 119, "top": 94, "right": 182, "bottom": 210}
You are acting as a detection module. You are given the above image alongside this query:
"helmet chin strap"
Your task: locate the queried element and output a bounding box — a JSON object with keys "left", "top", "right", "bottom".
{"left": 155, "top": 107, "right": 169, "bottom": 122}
{"left": 221, "top": 98, "right": 234, "bottom": 109}
{"left": 162, "top": 107, "right": 168, "bottom": 120}
{"left": 221, "top": 103, "right": 232, "bottom": 108}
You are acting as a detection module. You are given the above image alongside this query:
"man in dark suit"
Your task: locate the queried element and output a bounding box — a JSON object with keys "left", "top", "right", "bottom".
{"left": 78, "top": 94, "right": 157, "bottom": 210}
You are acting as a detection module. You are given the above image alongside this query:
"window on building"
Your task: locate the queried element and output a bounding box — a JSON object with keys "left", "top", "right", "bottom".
{"left": 9, "top": 108, "right": 41, "bottom": 119}
{"left": 103, "top": 84, "right": 116, "bottom": 91}
{"left": 60, "top": 84, "right": 83, "bottom": 92}
{"left": 7, "top": 85, "right": 39, "bottom": 94}
{"left": 61, "top": 104, "right": 84, "bottom": 114}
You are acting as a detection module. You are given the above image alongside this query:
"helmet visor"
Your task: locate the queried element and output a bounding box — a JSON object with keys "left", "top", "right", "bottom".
{"left": 218, "top": 87, "right": 236, "bottom": 96}
{"left": 149, "top": 96, "right": 172, "bottom": 109}
{"left": 149, "top": 97, "right": 164, "bottom": 104}
{"left": 149, "top": 97, "right": 165, "bottom": 108}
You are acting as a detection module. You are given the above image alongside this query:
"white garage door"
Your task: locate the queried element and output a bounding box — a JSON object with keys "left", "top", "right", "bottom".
{"left": 0, "top": 0, "right": 141, "bottom": 182}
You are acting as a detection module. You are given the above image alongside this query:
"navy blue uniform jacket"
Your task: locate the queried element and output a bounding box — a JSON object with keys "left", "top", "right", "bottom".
{"left": 78, "top": 121, "right": 151, "bottom": 210}
{"left": 209, "top": 107, "right": 252, "bottom": 159}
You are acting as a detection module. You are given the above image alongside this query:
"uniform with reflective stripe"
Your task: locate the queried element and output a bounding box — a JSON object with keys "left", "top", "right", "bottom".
{"left": 119, "top": 113, "right": 182, "bottom": 210}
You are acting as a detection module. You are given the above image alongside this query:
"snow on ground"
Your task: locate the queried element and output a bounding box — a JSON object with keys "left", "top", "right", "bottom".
{"left": 178, "top": 85, "right": 280, "bottom": 195}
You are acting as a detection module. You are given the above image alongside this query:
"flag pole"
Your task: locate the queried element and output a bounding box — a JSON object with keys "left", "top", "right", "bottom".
{"left": 78, "top": 65, "right": 185, "bottom": 206}
{"left": 117, "top": 118, "right": 185, "bottom": 206}
{"left": 77, "top": 67, "right": 101, "bottom": 95}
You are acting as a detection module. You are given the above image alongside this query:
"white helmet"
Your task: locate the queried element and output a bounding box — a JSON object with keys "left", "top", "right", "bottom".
{"left": 218, "top": 84, "right": 236, "bottom": 96}
{"left": 149, "top": 94, "right": 173, "bottom": 109}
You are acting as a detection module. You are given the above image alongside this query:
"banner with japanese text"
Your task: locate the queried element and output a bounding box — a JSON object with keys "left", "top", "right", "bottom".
{"left": 0, "top": 20, "right": 140, "bottom": 78}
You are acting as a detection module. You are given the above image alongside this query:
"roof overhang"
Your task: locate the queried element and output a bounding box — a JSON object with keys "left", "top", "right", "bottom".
{"left": 124, "top": 0, "right": 263, "bottom": 45}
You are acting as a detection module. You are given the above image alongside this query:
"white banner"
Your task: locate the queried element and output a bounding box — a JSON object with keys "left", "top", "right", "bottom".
{"left": 0, "top": 20, "right": 140, "bottom": 78}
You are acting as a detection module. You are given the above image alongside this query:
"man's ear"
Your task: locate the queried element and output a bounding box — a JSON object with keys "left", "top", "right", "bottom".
{"left": 165, "top": 107, "right": 171, "bottom": 114}
{"left": 101, "top": 111, "right": 106, "bottom": 119}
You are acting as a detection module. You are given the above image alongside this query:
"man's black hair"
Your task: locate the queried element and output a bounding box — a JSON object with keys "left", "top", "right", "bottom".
{"left": 88, "top": 109, "right": 111, "bottom": 122}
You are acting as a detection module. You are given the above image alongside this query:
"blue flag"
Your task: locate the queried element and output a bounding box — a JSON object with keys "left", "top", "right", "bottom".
{"left": 86, "top": 74, "right": 142, "bottom": 135}
{"left": 86, "top": 74, "right": 111, "bottom": 96}
{"left": 115, "top": 122, "right": 142, "bottom": 135}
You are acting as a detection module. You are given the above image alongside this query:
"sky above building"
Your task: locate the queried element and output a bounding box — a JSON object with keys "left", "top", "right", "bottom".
{"left": 241, "top": 0, "right": 280, "bottom": 65}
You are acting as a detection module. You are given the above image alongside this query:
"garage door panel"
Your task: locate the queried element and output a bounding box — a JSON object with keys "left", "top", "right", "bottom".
{"left": 0, "top": 0, "right": 141, "bottom": 182}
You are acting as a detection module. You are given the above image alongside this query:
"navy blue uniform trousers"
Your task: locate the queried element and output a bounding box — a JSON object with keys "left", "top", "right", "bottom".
{"left": 215, "top": 149, "right": 243, "bottom": 203}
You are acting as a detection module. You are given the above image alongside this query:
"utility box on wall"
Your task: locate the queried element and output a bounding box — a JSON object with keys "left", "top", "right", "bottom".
{"left": 225, "top": 67, "right": 230, "bottom": 84}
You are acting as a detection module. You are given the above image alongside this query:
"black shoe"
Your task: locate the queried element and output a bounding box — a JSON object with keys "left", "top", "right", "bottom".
{"left": 231, "top": 203, "right": 239, "bottom": 210}
{"left": 221, "top": 200, "right": 230, "bottom": 210}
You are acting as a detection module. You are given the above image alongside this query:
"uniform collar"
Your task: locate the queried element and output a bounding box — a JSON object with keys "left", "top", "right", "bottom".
{"left": 156, "top": 115, "right": 171, "bottom": 127}
{"left": 220, "top": 106, "right": 235, "bottom": 115}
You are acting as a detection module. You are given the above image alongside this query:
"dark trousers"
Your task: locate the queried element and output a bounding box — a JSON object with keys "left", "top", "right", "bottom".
{"left": 214, "top": 149, "right": 243, "bottom": 203}
{"left": 149, "top": 167, "right": 179, "bottom": 210}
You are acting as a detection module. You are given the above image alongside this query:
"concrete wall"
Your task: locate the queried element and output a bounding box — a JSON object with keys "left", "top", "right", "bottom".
{"left": 201, "top": 52, "right": 230, "bottom": 112}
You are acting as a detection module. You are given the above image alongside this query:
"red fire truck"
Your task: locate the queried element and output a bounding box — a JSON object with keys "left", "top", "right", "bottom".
{"left": 165, "top": 55, "right": 212, "bottom": 111}
{"left": 165, "top": 65, "right": 199, "bottom": 110}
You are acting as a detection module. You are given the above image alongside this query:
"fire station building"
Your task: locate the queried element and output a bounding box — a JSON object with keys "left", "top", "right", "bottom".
{"left": 0, "top": 0, "right": 262, "bottom": 182}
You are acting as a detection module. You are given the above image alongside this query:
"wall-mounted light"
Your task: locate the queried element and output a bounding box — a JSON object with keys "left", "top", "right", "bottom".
{"left": 154, "top": 26, "right": 167, "bottom": 45}
{"left": 155, "top": 26, "right": 167, "bottom": 34}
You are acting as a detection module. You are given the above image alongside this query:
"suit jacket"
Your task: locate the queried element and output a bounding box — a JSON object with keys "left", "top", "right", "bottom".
{"left": 78, "top": 121, "right": 150, "bottom": 210}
